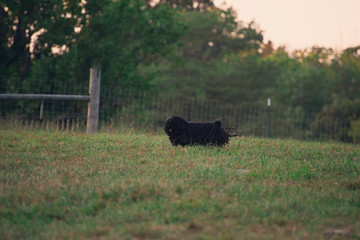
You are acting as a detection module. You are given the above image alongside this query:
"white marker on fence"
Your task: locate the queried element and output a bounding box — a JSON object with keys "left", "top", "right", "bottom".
{"left": 267, "top": 98, "right": 271, "bottom": 107}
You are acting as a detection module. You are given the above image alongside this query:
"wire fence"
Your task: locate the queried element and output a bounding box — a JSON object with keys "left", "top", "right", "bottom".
{"left": 99, "top": 89, "right": 351, "bottom": 142}
{"left": 1, "top": 84, "right": 354, "bottom": 142}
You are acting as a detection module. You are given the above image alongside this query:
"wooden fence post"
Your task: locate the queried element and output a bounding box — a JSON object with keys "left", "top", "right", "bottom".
{"left": 87, "top": 68, "right": 101, "bottom": 134}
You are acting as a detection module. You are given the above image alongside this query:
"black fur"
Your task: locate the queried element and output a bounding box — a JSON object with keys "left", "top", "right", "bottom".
{"left": 164, "top": 115, "right": 234, "bottom": 146}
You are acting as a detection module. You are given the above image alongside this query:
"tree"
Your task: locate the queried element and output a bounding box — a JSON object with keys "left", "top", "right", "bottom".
{"left": 74, "top": 0, "right": 186, "bottom": 89}
{"left": 200, "top": 55, "right": 278, "bottom": 103}
{"left": 275, "top": 63, "right": 334, "bottom": 113}
{"left": 331, "top": 46, "right": 360, "bottom": 100}
{"left": 0, "top": 0, "right": 83, "bottom": 91}
{"left": 178, "top": 8, "right": 263, "bottom": 61}
{"left": 1, "top": 0, "right": 186, "bottom": 93}
{"left": 311, "top": 45, "right": 360, "bottom": 142}
{"left": 146, "top": 6, "right": 264, "bottom": 100}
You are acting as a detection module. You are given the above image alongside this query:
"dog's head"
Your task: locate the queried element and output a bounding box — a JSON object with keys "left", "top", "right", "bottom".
{"left": 164, "top": 115, "right": 187, "bottom": 136}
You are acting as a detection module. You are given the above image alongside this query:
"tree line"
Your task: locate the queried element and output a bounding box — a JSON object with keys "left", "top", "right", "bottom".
{"left": 1, "top": 0, "right": 359, "bottom": 141}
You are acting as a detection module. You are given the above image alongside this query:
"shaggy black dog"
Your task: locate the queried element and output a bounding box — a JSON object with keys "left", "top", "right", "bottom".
{"left": 164, "top": 115, "right": 234, "bottom": 146}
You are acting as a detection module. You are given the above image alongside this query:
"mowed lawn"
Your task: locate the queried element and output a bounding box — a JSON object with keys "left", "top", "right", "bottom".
{"left": 0, "top": 129, "right": 359, "bottom": 239}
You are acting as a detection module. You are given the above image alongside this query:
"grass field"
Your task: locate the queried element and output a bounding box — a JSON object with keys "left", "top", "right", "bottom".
{"left": 0, "top": 129, "right": 359, "bottom": 239}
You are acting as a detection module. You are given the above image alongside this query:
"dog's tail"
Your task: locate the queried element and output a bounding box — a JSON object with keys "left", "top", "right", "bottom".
{"left": 214, "top": 120, "right": 238, "bottom": 138}
{"left": 214, "top": 120, "right": 222, "bottom": 126}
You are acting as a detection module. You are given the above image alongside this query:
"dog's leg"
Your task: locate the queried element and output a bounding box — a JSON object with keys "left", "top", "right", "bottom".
{"left": 178, "top": 133, "right": 190, "bottom": 146}
{"left": 170, "top": 137, "right": 179, "bottom": 146}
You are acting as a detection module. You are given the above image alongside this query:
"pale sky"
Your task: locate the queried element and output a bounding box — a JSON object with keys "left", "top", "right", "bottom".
{"left": 214, "top": 0, "right": 360, "bottom": 51}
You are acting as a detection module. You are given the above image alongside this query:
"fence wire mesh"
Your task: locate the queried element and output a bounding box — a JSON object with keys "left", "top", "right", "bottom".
{"left": 0, "top": 85, "right": 352, "bottom": 142}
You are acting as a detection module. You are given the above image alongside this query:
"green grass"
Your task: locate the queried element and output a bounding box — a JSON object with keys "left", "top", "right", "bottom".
{"left": 0, "top": 129, "right": 359, "bottom": 239}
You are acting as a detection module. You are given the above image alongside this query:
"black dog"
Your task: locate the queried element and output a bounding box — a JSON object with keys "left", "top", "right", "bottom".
{"left": 164, "top": 115, "right": 234, "bottom": 146}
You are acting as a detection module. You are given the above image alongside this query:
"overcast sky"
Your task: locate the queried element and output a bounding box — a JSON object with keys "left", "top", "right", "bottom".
{"left": 214, "top": 0, "right": 360, "bottom": 51}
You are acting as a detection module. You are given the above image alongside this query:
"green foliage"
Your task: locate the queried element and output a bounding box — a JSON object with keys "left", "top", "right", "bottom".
{"left": 178, "top": 8, "right": 263, "bottom": 61}
{"left": 145, "top": 6, "right": 265, "bottom": 99}
{"left": 331, "top": 46, "right": 360, "bottom": 100}
{"left": 1, "top": 130, "right": 360, "bottom": 239}
{"left": 276, "top": 63, "right": 334, "bottom": 112}
{"left": 311, "top": 98, "right": 360, "bottom": 142}
{"left": 199, "top": 55, "right": 278, "bottom": 102}
{"left": 153, "top": 0, "right": 214, "bottom": 11}
{"left": 1, "top": 0, "right": 186, "bottom": 92}
{"left": 308, "top": 47, "right": 360, "bottom": 142}
{"left": 75, "top": 0, "right": 186, "bottom": 89}
{"left": 0, "top": 0, "right": 83, "bottom": 91}
{"left": 349, "top": 119, "right": 360, "bottom": 143}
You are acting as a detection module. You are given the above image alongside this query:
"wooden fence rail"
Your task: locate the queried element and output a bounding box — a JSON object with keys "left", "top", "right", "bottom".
{"left": 0, "top": 68, "right": 101, "bottom": 134}
{"left": 0, "top": 94, "right": 90, "bottom": 101}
